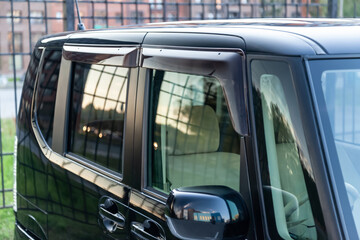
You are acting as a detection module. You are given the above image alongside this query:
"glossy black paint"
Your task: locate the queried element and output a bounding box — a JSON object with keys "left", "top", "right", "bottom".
{"left": 165, "top": 186, "right": 249, "bottom": 239}
{"left": 15, "top": 18, "right": 360, "bottom": 240}
{"left": 142, "top": 32, "right": 246, "bottom": 49}
{"left": 35, "top": 19, "right": 360, "bottom": 56}
{"left": 16, "top": 48, "right": 49, "bottom": 239}
{"left": 67, "top": 32, "right": 146, "bottom": 46}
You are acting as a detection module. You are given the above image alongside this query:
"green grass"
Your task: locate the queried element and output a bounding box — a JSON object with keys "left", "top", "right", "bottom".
{"left": 7, "top": 78, "right": 21, "bottom": 83}
{"left": 0, "top": 208, "right": 15, "bottom": 239}
{"left": 1, "top": 118, "right": 16, "bottom": 152}
{"left": 0, "top": 118, "right": 16, "bottom": 240}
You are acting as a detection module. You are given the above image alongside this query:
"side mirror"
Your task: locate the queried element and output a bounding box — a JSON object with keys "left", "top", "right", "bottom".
{"left": 165, "top": 186, "right": 250, "bottom": 240}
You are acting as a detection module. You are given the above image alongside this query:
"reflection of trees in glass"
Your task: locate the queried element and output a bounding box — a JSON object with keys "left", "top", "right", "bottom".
{"left": 270, "top": 103, "right": 294, "bottom": 144}
{"left": 342, "top": 0, "right": 360, "bottom": 17}
{"left": 69, "top": 63, "right": 128, "bottom": 173}
{"left": 77, "top": 102, "right": 124, "bottom": 166}
{"left": 80, "top": 102, "right": 124, "bottom": 126}
{"left": 78, "top": 103, "right": 124, "bottom": 138}
{"left": 253, "top": 88, "right": 269, "bottom": 182}
{"left": 257, "top": 89, "right": 318, "bottom": 239}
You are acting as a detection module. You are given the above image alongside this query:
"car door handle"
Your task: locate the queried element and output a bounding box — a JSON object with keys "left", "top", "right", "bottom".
{"left": 131, "top": 220, "right": 165, "bottom": 240}
{"left": 99, "top": 205, "right": 126, "bottom": 227}
{"left": 99, "top": 198, "right": 126, "bottom": 232}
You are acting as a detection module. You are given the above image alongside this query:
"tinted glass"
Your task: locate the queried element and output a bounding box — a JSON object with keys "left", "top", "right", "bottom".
{"left": 148, "top": 70, "right": 241, "bottom": 193}
{"left": 309, "top": 59, "right": 360, "bottom": 237}
{"left": 251, "top": 60, "right": 326, "bottom": 239}
{"left": 35, "top": 50, "right": 62, "bottom": 147}
{"left": 68, "top": 63, "right": 129, "bottom": 174}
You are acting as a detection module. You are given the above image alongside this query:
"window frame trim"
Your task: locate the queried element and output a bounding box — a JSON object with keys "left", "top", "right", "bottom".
{"left": 31, "top": 47, "right": 48, "bottom": 148}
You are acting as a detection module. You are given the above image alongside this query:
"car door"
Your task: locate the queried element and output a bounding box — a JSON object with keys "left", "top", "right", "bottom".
{"left": 127, "top": 34, "right": 253, "bottom": 240}
{"left": 247, "top": 56, "right": 331, "bottom": 239}
{"left": 30, "top": 40, "right": 143, "bottom": 239}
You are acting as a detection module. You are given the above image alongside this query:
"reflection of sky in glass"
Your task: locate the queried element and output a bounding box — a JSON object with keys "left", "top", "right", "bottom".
{"left": 226, "top": 200, "right": 239, "bottom": 221}
{"left": 321, "top": 69, "right": 360, "bottom": 237}
{"left": 84, "top": 64, "right": 102, "bottom": 94}
{"left": 321, "top": 70, "right": 360, "bottom": 143}
{"left": 260, "top": 74, "right": 314, "bottom": 179}
{"left": 81, "top": 65, "right": 128, "bottom": 114}
{"left": 155, "top": 71, "right": 220, "bottom": 134}
{"left": 260, "top": 74, "right": 292, "bottom": 133}
{"left": 175, "top": 194, "right": 230, "bottom": 223}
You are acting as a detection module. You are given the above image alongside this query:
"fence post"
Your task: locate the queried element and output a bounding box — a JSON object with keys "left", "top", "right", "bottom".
{"left": 64, "top": 0, "right": 75, "bottom": 31}
{"left": 355, "top": 2, "right": 357, "bottom": 18}
{"left": 163, "top": 0, "right": 167, "bottom": 22}
{"left": 327, "top": 0, "right": 338, "bottom": 18}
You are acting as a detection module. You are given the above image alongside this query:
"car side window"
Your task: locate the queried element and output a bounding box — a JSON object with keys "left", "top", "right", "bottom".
{"left": 251, "top": 60, "right": 326, "bottom": 239}
{"left": 35, "top": 49, "right": 62, "bottom": 147}
{"left": 147, "top": 70, "right": 241, "bottom": 193}
{"left": 68, "top": 63, "right": 129, "bottom": 174}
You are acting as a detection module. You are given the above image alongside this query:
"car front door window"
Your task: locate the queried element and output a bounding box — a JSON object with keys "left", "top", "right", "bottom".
{"left": 147, "top": 70, "right": 241, "bottom": 193}
{"left": 251, "top": 59, "right": 327, "bottom": 239}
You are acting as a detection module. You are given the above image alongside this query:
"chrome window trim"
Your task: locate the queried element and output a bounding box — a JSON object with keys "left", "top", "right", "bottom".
{"left": 16, "top": 223, "right": 36, "bottom": 240}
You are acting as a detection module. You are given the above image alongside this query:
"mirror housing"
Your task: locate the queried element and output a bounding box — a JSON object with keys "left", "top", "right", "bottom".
{"left": 165, "top": 186, "right": 250, "bottom": 240}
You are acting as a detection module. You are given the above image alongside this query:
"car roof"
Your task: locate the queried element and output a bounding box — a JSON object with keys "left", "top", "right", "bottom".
{"left": 39, "top": 18, "right": 360, "bottom": 56}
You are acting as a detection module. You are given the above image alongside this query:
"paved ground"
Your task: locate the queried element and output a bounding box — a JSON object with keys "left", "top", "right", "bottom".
{"left": 0, "top": 87, "right": 22, "bottom": 119}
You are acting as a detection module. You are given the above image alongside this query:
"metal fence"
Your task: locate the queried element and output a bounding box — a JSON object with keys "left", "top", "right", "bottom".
{"left": 0, "top": 0, "right": 358, "bottom": 209}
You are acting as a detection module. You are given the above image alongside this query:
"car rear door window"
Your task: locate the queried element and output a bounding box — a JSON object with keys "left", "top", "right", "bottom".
{"left": 147, "top": 70, "right": 241, "bottom": 193}
{"left": 68, "top": 63, "right": 129, "bottom": 174}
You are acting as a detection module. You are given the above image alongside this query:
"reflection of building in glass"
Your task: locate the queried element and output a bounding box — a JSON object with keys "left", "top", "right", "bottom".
{"left": 193, "top": 212, "right": 224, "bottom": 223}
{"left": 69, "top": 63, "right": 128, "bottom": 173}
{"left": 182, "top": 208, "right": 224, "bottom": 223}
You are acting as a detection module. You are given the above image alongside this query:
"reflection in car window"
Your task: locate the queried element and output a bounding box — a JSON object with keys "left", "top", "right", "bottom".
{"left": 68, "top": 63, "right": 128, "bottom": 174}
{"left": 308, "top": 59, "right": 360, "bottom": 237}
{"left": 251, "top": 60, "right": 326, "bottom": 239}
{"left": 148, "top": 70, "right": 240, "bottom": 193}
{"left": 35, "top": 50, "right": 62, "bottom": 147}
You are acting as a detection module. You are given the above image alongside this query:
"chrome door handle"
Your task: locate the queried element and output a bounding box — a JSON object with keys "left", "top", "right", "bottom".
{"left": 131, "top": 220, "right": 165, "bottom": 240}
{"left": 99, "top": 198, "right": 126, "bottom": 233}
{"left": 99, "top": 205, "right": 125, "bottom": 228}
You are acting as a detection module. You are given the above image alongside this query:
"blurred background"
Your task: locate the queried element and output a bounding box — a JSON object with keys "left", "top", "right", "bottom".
{"left": 0, "top": 0, "right": 359, "bottom": 238}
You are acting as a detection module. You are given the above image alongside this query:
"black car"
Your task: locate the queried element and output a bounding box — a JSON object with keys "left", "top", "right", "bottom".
{"left": 14, "top": 19, "right": 360, "bottom": 239}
